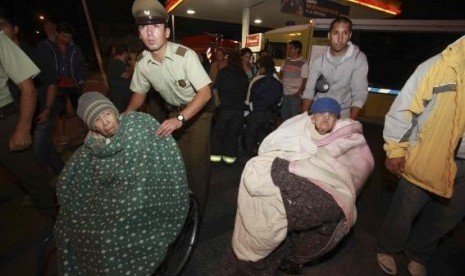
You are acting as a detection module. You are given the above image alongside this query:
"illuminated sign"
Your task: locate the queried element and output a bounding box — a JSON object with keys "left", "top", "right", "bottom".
{"left": 345, "top": 0, "right": 401, "bottom": 15}
{"left": 281, "top": 0, "right": 350, "bottom": 19}
{"left": 245, "top": 33, "right": 263, "bottom": 52}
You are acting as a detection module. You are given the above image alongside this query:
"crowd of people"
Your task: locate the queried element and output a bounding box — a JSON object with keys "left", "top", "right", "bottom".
{"left": 1, "top": 0, "right": 465, "bottom": 275}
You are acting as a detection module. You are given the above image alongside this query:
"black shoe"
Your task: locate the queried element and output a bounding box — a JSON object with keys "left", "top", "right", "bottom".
{"left": 279, "top": 259, "right": 303, "bottom": 275}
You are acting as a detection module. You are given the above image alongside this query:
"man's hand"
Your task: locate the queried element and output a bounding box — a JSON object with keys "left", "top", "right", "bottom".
{"left": 385, "top": 156, "right": 406, "bottom": 177}
{"left": 9, "top": 128, "right": 32, "bottom": 151}
{"left": 155, "top": 117, "right": 182, "bottom": 137}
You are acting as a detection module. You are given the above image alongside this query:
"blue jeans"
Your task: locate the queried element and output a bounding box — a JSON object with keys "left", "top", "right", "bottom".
{"left": 33, "top": 116, "right": 64, "bottom": 175}
{"left": 0, "top": 113, "right": 55, "bottom": 209}
{"left": 377, "top": 159, "right": 465, "bottom": 264}
{"left": 33, "top": 96, "right": 65, "bottom": 174}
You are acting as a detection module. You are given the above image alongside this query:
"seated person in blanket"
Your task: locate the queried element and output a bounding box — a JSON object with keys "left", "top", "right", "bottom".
{"left": 232, "top": 97, "right": 374, "bottom": 275}
{"left": 54, "top": 92, "right": 189, "bottom": 275}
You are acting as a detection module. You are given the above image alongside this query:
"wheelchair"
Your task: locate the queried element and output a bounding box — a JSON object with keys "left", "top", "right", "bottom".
{"left": 38, "top": 192, "right": 200, "bottom": 276}
{"left": 153, "top": 192, "right": 200, "bottom": 275}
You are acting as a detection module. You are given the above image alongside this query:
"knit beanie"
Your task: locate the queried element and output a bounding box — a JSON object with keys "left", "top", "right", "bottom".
{"left": 77, "top": 92, "right": 119, "bottom": 129}
{"left": 311, "top": 97, "right": 341, "bottom": 116}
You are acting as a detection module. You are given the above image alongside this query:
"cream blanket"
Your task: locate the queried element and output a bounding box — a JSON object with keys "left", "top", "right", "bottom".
{"left": 232, "top": 113, "right": 374, "bottom": 261}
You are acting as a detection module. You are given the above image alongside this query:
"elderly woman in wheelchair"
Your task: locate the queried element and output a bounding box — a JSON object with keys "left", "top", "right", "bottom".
{"left": 232, "top": 98, "right": 374, "bottom": 274}
{"left": 54, "top": 92, "right": 191, "bottom": 275}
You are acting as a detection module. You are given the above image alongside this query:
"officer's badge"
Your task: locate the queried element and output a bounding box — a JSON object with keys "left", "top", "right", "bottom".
{"left": 178, "top": 80, "right": 186, "bottom": 88}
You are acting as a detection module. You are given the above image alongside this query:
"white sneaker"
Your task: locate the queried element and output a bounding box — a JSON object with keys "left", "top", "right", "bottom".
{"left": 407, "top": 260, "right": 427, "bottom": 276}
{"left": 377, "top": 253, "right": 397, "bottom": 275}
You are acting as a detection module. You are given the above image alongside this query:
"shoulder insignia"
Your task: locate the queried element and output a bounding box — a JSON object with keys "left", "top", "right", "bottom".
{"left": 175, "top": 46, "right": 188, "bottom": 57}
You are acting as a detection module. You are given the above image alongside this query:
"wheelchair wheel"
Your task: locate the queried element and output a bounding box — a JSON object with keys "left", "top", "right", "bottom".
{"left": 154, "top": 193, "right": 200, "bottom": 276}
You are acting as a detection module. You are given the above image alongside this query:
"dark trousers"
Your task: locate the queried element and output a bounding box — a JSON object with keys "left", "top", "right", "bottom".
{"left": 33, "top": 104, "right": 64, "bottom": 174}
{"left": 244, "top": 111, "right": 272, "bottom": 155}
{"left": 211, "top": 109, "right": 244, "bottom": 157}
{"left": 171, "top": 110, "right": 212, "bottom": 217}
{"left": 378, "top": 159, "right": 465, "bottom": 264}
{"left": 0, "top": 113, "right": 55, "bottom": 209}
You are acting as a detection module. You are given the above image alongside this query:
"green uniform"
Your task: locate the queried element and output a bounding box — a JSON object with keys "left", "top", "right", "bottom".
{"left": 130, "top": 41, "right": 213, "bottom": 215}
{"left": 130, "top": 41, "right": 211, "bottom": 105}
{"left": 0, "top": 31, "right": 40, "bottom": 107}
{"left": 0, "top": 31, "right": 55, "bottom": 211}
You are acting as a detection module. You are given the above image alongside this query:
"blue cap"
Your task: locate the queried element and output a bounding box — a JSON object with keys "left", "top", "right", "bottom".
{"left": 311, "top": 97, "right": 341, "bottom": 115}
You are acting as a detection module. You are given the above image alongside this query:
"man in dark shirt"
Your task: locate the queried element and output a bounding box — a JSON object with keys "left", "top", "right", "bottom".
{"left": 107, "top": 43, "right": 133, "bottom": 112}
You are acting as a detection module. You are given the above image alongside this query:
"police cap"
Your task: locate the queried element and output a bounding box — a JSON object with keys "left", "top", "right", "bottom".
{"left": 132, "top": 0, "right": 169, "bottom": 25}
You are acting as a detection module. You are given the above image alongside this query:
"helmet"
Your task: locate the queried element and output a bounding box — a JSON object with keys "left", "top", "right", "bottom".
{"left": 132, "top": 0, "right": 169, "bottom": 25}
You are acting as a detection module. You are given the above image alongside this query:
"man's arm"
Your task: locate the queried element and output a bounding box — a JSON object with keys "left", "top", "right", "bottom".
{"left": 297, "top": 61, "right": 309, "bottom": 96}
{"left": 383, "top": 55, "right": 440, "bottom": 174}
{"left": 301, "top": 59, "right": 319, "bottom": 113}
{"left": 10, "top": 78, "right": 37, "bottom": 151}
{"left": 124, "top": 92, "right": 147, "bottom": 113}
{"left": 301, "top": 98, "right": 312, "bottom": 114}
{"left": 297, "top": 77, "right": 308, "bottom": 96}
{"left": 350, "top": 106, "right": 361, "bottom": 120}
{"left": 156, "top": 85, "right": 211, "bottom": 137}
{"left": 349, "top": 52, "right": 369, "bottom": 119}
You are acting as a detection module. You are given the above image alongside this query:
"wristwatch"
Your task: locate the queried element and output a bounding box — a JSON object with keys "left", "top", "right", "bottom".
{"left": 176, "top": 114, "right": 186, "bottom": 125}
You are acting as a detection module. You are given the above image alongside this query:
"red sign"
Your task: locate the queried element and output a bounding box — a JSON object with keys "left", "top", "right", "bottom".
{"left": 245, "top": 34, "right": 260, "bottom": 48}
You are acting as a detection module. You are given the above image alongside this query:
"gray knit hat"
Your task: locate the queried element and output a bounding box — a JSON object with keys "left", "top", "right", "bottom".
{"left": 77, "top": 92, "right": 119, "bottom": 129}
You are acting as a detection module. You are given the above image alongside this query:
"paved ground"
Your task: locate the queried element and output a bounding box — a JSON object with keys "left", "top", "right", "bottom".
{"left": 1, "top": 118, "right": 465, "bottom": 276}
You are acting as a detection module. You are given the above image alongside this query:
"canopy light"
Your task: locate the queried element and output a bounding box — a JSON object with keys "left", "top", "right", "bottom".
{"left": 346, "top": 0, "right": 401, "bottom": 15}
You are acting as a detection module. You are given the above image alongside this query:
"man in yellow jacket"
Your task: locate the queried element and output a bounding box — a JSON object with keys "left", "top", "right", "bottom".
{"left": 376, "top": 36, "right": 465, "bottom": 276}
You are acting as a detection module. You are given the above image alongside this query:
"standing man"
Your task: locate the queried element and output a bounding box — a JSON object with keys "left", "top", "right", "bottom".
{"left": 376, "top": 36, "right": 465, "bottom": 276}
{"left": 301, "top": 16, "right": 368, "bottom": 120}
{"left": 126, "top": 0, "right": 213, "bottom": 216}
{"left": 279, "top": 40, "right": 308, "bottom": 121}
{"left": 0, "top": 7, "right": 64, "bottom": 175}
{"left": 37, "top": 22, "right": 86, "bottom": 145}
{"left": 107, "top": 43, "right": 133, "bottom": 112}
{"left": 0, "top": 31, "right": 56, "bottom": 218}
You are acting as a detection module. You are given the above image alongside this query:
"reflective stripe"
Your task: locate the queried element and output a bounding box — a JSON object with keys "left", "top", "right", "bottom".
{"left": 210, "top": 155, "right": 222, "bottom": 162}
{"left": 222, "top": 156, "right": 237, "bottom": 164}
{"left": 433, "top": 83, "right": 456, "bottom": 94}
{"left": 368, "top": 87, "right": 401, "bottom": 95}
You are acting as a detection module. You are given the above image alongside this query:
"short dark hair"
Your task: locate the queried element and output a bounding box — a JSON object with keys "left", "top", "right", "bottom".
{"left": 227, "top": 50, "right": 242, "bottom": 70}
{"left": 240, "top": 47, "right": 252, "bottom": 57}
{"left": 114, "top": 43, "right": 129, "bottom": 55}
{"left": 288, "top": 40, "right": 303, "bottom": 53}
{"left": 260, "top": 57, "right": 275, "bottom": 74}
{"left": 329, "top": 16, "right": 352, "bottom": 32}
{"left": 56, "top": 22, "right": 75, "bottom": 35}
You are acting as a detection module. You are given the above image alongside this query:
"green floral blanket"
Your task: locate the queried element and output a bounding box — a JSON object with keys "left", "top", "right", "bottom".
{"left": 54, "top": 112, "right": 188, "bottom": 275}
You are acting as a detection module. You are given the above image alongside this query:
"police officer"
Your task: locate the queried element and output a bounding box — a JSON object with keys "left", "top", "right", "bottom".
{"left": 0, "top": 31, "right": 56, "bottom": 218}
{"left": 126, "top": 0, "right": 213, "bottom": 216}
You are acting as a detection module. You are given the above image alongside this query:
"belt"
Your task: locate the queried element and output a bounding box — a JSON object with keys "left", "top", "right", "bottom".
{"left": 0, "top": 102, "right": 18, "bottom": 120}
{"left": 165, "top": 103, "right": 188, "bottom": 112}
{"left": 165, "top": 99, "right": 215, "bottom": 114}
